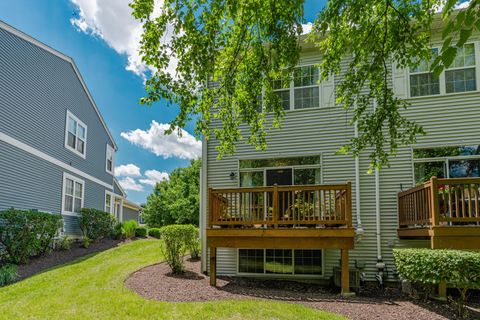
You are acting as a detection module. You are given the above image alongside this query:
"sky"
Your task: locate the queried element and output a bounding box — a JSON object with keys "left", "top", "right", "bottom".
{"left": 0, "top": 0, "right": 326, "bottom": 204}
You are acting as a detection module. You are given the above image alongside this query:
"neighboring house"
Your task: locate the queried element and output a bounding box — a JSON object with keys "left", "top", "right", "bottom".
{"left": 200, "top": 18, "right": 480, "bottom": 295}
{"left": 0, "top": 21, "right": 140, "bottom": 236}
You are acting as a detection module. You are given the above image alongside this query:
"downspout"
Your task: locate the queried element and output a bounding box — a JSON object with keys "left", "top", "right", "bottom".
{"left": 373, "top": 100, "right": 385, "bottom": 285}
{"left": 200, "top": 135, "right": 208, "bottom": 273}
{"left": 354, "top": 107, "right": 364, "bottom": 240}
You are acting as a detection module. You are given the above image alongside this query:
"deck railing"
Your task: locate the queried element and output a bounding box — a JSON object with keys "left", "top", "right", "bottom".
{"left": 208, "top": 182, "right": 352, "bottom": 228}
{"left": 398, "top": 177, "right": 480, "bottom": 228}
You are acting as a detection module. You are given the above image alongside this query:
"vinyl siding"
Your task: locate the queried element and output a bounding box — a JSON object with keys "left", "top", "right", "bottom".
{"left": 0, "top": 141, "right": 109, "bottom": 236}
{"left": 0, "top": 26, "right": 114, "bottom": 186}
{"left": 123, "top": 206, "right": 140, "bottom": 222}
{"left": 202, "top": 42, "right": 480, "bottom": 281}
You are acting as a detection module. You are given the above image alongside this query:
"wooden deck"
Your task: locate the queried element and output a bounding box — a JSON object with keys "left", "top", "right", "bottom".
{"left": 397, "top": 177, "right": 480, "bottom": 249}
{"left": 207, "top": 182, "right": 355, "bottom": 295}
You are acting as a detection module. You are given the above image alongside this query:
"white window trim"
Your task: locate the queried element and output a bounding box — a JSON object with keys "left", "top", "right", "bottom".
{"left": 270, "top": 64, "right": 324, "bottom": 111}
{"left": 104, "top": 190, "right": 115, "bottom": 214}
{"left": 407, "top": 42, "right": 480, "bottom": 99}
{"left": 236, "top": 248, "right": 325, "bottom": 278}
{"left": 61, "top": 172, "right": 85, "bottom": 216}
{"left": 106, "top": 144, "right": 115, "bottom": 175}
{"left": 64, "top": 110, "right": 87, "bottom": 159}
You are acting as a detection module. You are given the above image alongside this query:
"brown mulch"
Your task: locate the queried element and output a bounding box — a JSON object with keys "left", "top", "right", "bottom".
{"left": 126, "top": 258, "right": 480, "bottom": 320}
{"left": 17, "top": 238, "right": 122, "bottom": 280}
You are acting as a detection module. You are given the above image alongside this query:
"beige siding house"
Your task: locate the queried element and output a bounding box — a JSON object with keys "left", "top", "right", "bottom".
{"left": 200, "top": 26, "right": 480, "bottom": 293}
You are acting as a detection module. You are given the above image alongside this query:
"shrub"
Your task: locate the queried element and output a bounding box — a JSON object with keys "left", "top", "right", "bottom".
{"left": 148, "top": 228, "right": 161, "bottom": 239}
{"left": 78, "top": 208, "right": 115, "bottom": 242}
{"left": 123, "top": 220, "right": 138, "bottom": 239}
{"left": 0, "top": 209, "right": 63, "bottom": 264}
{"left": 0, "top": 264, "right": 18, "bottom": 287}
{"left": 111, "top": 222, "right": 125, "bottom": 240}
{"left": 183, "top": 225, "right": 200, "bottom": 259}
{"left": 135, "top": 226, "right": 147, "bottom": 238}
{"left": 55, "top": 236, "right": 73, "bottom": 251}
{"left": 82, "top": 237, "right": 92, "bottom": 249}
{"left": 159, "top": 225, "right": 191, "bottom": 274}
{"left": 394, "top": 248, "right": 480, "bottom": 316}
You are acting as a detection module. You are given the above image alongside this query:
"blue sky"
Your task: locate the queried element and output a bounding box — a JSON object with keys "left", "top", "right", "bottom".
{"left": 0, "top": 0, "right": 326, "bottom": 204}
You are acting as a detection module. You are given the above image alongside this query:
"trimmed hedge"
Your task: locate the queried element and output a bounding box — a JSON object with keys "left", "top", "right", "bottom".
{"left": 78, "top": 208, "right": 115, "bottom": 242}
{"left": 159, "top": 224, "right": 201, "bottom": 273}
{"left": 393, "top": 249, "right": 480, "bottom": 288}
{"left": 183, "top": 225, "right": 200, "bottom": 259}
{"left": 148, "top": 228, "right": 161, "bottom": 239}
{"left": 0, "top": 209, "right": 63, "bottom": 264}
{"left": 394, "top": 248, "right": 480, "bottom": 315}
{"left": 135, "top": 226, "right": 148, "bottom": 238}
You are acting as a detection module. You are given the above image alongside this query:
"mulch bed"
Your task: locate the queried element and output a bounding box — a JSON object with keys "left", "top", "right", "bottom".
{"left": 17, "top": 238, "right": 122, "bottom": 280}
{"left": 126, "top": 258, "right": 480, "bottom": 320}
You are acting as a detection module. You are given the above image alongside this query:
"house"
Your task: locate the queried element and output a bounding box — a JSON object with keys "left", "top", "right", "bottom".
{"left": 0, "top": 20, "right": 141, "bottom": 236}
{"left": 199, "top": 20, "right": 480, "bottom": 296}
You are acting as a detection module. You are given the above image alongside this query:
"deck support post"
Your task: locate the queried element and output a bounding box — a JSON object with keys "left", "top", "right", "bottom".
{"left": 209, "top": 246, "right": 217, "bottom": 286}
{"left": 437, "top": 281, "right": 447, "bottom": 301}
{"left": 341, "top": 248, "right": 352, "bottom": 296}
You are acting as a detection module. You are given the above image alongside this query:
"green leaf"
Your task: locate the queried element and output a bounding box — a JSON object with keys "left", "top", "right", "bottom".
{"left": 441, "top": 46, "right": 458, "bottom": 68}
{"left": 441, "top": 37, "right": 452, "bottom": 53}
{"left": 457, "top": 28, "right": 473, "bottom": 47}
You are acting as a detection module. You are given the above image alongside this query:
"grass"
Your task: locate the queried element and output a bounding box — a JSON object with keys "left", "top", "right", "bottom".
{"left": 0, "top": 239, "right": 345, "bottom": 320}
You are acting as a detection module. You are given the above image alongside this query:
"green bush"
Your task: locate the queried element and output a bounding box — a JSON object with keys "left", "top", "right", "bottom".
{"left": 111, "top": 222, "right": 125, "bottom": 240}
{"left": 148, "top": 228, "right": 161, "bottom": 239}
{"left": 393, "top": 248, "right": 480, "bottom": 315}
{"left": 123, "top": 220, "right": 138, "bottom": 239}
{"left": 159, "top": 225, "right": 191, "bottom": 274}
{"left": 78, "top": 208, "right": 115, "bottom": 242}
{"left": 0, "top": 209, "right": 63, "bottom": 264}
{"left": 183, "top": 225, "right": 200, "bottom": 259}
{"left": 55, "top": 236, "right": 73, "bottom": 251}
{"left": 82, "top": 237, "right": 92, "bottom": 249}
{"left": 135, "top": 226, "right": 147, "bottom": 238}
{"left": 0, "top": 264, "right": 18, "bottom": 287}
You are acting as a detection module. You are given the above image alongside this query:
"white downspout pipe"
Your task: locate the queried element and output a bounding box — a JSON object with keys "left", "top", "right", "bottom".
{"left": 373, "top": 100, "right": 382, "bottom": 261}
{"left": 200, "top": 135, "right": 208, "bottom": 273}
{"left": 354, "top": 106, "right": 364, "bottom": 239}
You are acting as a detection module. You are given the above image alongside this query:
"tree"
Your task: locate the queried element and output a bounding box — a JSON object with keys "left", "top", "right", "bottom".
{"left": 143, "top": 159, "right": 200, "bottom": 227}
{"left": 130, "top": 0, "right": 479, "bottom": 170}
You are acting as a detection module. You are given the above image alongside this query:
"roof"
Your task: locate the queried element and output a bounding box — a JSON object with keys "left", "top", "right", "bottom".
{"left": 123, "top": 198, "right": 142, "bottom": 211}
{"left": 0, "top": 20, "right": 118, "bottom": 150}
{"left": 114, "top": 177, "right": 127, "bottom": 197}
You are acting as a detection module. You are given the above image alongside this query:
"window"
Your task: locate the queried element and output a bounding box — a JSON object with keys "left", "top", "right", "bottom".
{"left": 445, "top": 43, "right": 476, "bottom": 93}
{"left": 105, "top": 191, "right": 113, "bottom": 214}
{"left": 62, "top": 173, "right": 84, "bottom": 215}
{"left": 413, "top": 145, "right": 480, "bottom": 184}
{"left": 294, "top": 66, "right": 320, "bottom": 109}
{"left": 409, "top": 48, "right": 440, "bottom": 97}
{"left": 65, "top": 111, "right": 87, "bottom": 158}
{"left": 106, "top": 145, "right": 114, "bottom": 174}
{"left": 268, "top": 66, "right": 323, "bottom": 111}
{"left": 239, "top": 156, "right": 321, "bottom": 187}
{"left": 238, "top": 249, "right": 322, "bottom": 276}
{"left": 408, "top": 44, "right": 478, "bottom": 97}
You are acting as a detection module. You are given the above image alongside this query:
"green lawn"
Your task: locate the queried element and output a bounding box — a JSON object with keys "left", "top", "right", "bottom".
{"left": 0, "top": 239, "right": 345, "bottom": 320}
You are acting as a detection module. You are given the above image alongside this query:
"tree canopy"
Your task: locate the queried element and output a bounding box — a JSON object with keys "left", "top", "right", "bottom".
{"left": 142, "top": 159, "right": 200, "bottom": 227}
{"left": 130, "top": 0, "right": 480, "bottom": 170}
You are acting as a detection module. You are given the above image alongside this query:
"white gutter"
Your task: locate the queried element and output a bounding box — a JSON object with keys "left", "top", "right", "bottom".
{"left": 354, "top": 108, "right": 364, "bottom": 238}
{"left": 373, "top": 100, "right": 382, "bottom": 260}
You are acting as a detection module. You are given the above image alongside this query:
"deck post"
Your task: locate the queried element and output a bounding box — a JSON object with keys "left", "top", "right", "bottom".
{"left": 209, "top": 246, "right": 217, "bottom": 286}
{"left": 438, "top": 281, "right": 447, "bottom": 301}
{"left": 273, "top": 184, "right": 278, "bottom": 228}
{"left": 208, "top": 188, "right": 213, "bottom": 228}
{"left": 341, "top": 248, "right": 352, "bottom": 296}
{"left": 430, "top": 177, "right": 440, "bottom": 228}
{"left": 346, "top": 181, "right": 352, "bottom": 227}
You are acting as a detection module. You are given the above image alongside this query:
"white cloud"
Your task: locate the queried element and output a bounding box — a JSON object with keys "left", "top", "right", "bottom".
{"left": 139, "top": 169, "right": 170, "bottom": 186}
{"left": 121, "top": 121, "right": 202, "bottom": 159}
{"left": 114, "top": 164, "right": 141, "bottom": 177}
{"left": 301, "top": 23, "right": 313, "bottom": 35}
{"left": 69, "top": 0, "right": 174, "bottom": 78}
{"left": 118, "top": 177, "right": 144, "bottom": 191}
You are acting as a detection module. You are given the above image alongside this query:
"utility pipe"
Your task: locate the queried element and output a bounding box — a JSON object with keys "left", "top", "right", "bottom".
{"left": 354, "top": 109, "right": 364, "bottom": 239}
{"left": 373, "top": 100, "right": 382, "bottom": 261}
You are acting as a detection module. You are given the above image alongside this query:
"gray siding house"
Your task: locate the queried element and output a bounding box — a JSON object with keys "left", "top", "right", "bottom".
{"left": 0, "top": 21, "right": 140, "bottom": 235}
{"left": 200, "top": 21, "right": 480, "bottom": 293}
